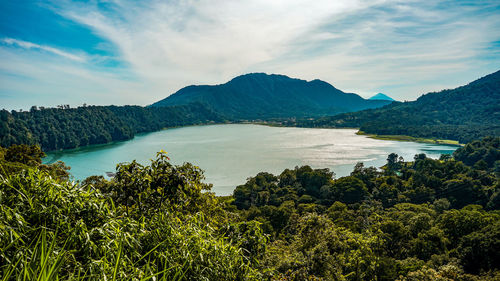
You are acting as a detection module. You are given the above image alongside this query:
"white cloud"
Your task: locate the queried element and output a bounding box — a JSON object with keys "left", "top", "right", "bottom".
{"left": 0, "top": 46, "right": 142, "bottom": 109}
{"left": 53, "top": 0, "right": 499, "bottom": 102}
{"left": 2, "top": 0, "right": 499, "bottom": 109}
{"left": 2, "top": 38, "right": 86, "bottom": 62}
{"left": 53, "top": 0, "right": 377, "bottom": 101}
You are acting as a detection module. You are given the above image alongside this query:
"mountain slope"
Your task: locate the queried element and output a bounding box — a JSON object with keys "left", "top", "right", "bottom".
{"left": 152, "top": 73, "right": 392, "bottom": 119}
{"left": 291, "top": 70, "right": 500, "bottom": 143}
{"left": 369, "top": 93, "right": 395, "bottom": 101}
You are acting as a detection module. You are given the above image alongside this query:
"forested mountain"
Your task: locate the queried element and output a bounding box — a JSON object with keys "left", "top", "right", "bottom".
{"left": 1, "top": 137, "right": 499, "bottom": 280}
{"left": 290, "top": 70, "right": 500, "bottom": 143}
{"left": 0, "top": 103, "right": 224, "bottom": 151}
{"left": 152, "top": 73, "right": 392, "bottom": 119}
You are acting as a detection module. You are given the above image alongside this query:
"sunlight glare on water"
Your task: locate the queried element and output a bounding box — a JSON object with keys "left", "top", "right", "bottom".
{"left": 44, "top": 124, "right": 458, "bottom": 195}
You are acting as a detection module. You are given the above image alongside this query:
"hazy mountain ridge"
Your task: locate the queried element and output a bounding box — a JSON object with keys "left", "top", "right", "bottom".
{"left": 290, "top": 70, "right": 500, "bottom": 143}
{"left": 152, "top": 73, "right": 392, "bottom": 119}
{"left": 369, "top": 93, "right": 395, "bottom": 101}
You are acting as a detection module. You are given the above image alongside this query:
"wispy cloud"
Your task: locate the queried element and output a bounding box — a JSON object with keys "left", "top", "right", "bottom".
{"left": 257, "top": 1, "right": 500, "bottom": 97}
{"left": 1, "top": 0, "right": 499, "bottom": 109}
{"left": 53, "top": 0, "right": 500, "bottom": 100}
{"left": 2, "top": 38, "right": 85, "bottom": 62}
{"left": 55, "top": 0, "right": 365, "bottom": 93}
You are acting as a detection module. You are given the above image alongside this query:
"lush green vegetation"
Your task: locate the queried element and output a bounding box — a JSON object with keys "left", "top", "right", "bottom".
{"left": 152, "top": 73, "right": 391, "bottom": 119}
{"left": 0, "top": 103, "right": 223, "bottom": 151}
{"left": 0, "top": 145, "right": 261, "bottom": 280}
{"left": 231, "top": 137, "right": 500, "bottom": 280}
{"left": 1, "top": 137, "right": 499, "bottom": 280}
{"left": 287, "top": 70, "right": 500, "bottom": 143}
{"left": 4, "top": 70, "right": 498, "bottom": 152}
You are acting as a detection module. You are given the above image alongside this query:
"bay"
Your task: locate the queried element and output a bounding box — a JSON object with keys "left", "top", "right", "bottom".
{"left": 44, "top": 124, "right": 458, "bottom": 195}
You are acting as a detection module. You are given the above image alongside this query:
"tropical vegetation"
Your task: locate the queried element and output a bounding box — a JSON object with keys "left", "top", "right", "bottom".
{"left": 0, "top": 103, "right": 223, "bottom": 151}
{"left": 1, "top": 137, "right": 499, "bottom": 280}
{"left": 287, "top": 70, "right": 500, "bottom": 143}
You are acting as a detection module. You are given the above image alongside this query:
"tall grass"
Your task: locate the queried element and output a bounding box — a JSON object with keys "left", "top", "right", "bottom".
{"left": 0, "top": 165, "right": 261, "bottom": 280}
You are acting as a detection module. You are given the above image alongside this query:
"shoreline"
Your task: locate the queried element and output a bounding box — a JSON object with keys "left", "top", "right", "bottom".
{"left": 249, "top": 121, "right": 464, "bottom": 146}
{"left": 356, "top": 131, "right": 463, "bottom": 146}
{"left": 43, "top": 122, "right": 462, "bottom": 159}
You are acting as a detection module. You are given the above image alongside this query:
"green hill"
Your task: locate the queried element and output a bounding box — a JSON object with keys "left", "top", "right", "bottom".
{"left": 151, "top": 73, "right": 392, "bottom": 119}
{"left": 291, "top": 70, "right": 500, "bottom": 143}
{"left": 0, "top": 103, "right": 224, "bottom": 151}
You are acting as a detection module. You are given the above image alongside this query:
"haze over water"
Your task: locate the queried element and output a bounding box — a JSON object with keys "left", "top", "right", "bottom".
{"left": 44, "top": 124, "right": 457, "bottom": 195}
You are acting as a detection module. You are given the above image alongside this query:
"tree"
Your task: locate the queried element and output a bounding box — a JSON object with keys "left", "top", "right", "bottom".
{"left": 386, "top": 153, "right": 402, "bottom": 173}
{"left": 329, "top": 176, "right": 368, "bottom": 204}
{"left": 104, "top": 151, "right": 212, "bottom": 216}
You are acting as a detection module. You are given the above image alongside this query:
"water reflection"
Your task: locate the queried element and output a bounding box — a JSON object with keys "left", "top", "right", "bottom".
{"left": 44, "top": 124, "right": 458, "bottom": 195}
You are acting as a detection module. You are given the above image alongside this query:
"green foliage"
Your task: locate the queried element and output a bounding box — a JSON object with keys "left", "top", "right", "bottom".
{"left": 4, "top": 229, "right": 67, "bottom": 281}
{"left": 102, "top": 151, "right": 212, "bottom": 216}
{"left": 0, "top": 147, "right": 262, "bottom": 280}
{"left": 1, "top": 137, "right": 499, "bottom": 280}
{"left": 288, "top": 70, "right": 500, "bottom": 143}
{"left": 329, "top": 176, "right": 368, "bottom": 204}
{"left": 453, "top": 136, "right": 500, "bottom": 169}
{"left": 222, "top": 220, "right": 268, "bottom": 265}
{"left": 0, "top": 103, "right": 223, "bottom": 151}
{"left": 0, "top": 144, "right": 69, "bottom": 179}
{"left": 457, "top": 220, "right": 500, "bottom": 274}
{"left": 231, "top": 139, "right": 500, "bottom": 280}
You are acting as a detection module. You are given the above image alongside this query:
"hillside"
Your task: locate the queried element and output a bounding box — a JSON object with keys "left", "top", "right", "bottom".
{"left": 152, "top": 73, "right": 392, "bottom": 119}
{"left": 290, "top": 70, "right": 500, "bottom": 143}
{"left": 0, "top": 103, "right": 224, "bottom": 151}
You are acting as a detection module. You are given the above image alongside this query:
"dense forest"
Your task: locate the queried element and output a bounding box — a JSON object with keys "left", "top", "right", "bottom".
{"left": 1, "top": 137, "right": 499, "bottom": 280}
{"left": 287, "top": 70, "right": 500, "bottom": 143}
{"left": 0, "top": 103, "right": 224, "bottom": 151}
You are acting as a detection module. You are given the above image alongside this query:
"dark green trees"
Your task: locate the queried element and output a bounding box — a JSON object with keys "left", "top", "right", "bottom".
{"left": 0, "top": 103, "right": 223, "bottom": 151}
{"left": 103, "top": 151, "right": 212, "bottom": 216}
{"left": 1, "top": 137, "right": 499, "bottom": 280}
{"left": 453, "top": 136, "right": 500, "bottom": 169}
{"left": 230, "top": 140, "right": 499, "bottom": 279}
{"left": 289, "top": 70, "right": 500, "bottom": 143}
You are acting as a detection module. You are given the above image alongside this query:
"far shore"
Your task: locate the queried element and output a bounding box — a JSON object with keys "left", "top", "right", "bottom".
{"left": 246, "top": 120, "right": 463, "bottom": 146}
{"left": 356, "top": 131, "right": 463, "bottom": 146}
{"left": 43, "top": 122, "right": 462, "bottom": 159}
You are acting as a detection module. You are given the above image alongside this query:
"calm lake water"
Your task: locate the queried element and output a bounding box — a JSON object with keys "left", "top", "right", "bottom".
{"left": 44, "top": 124, "right": 458, "bottom": 195}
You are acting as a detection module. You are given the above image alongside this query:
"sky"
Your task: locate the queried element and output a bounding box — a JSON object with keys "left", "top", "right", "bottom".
{"left": 1, "top": 0, "right": 499, "bottom": 110}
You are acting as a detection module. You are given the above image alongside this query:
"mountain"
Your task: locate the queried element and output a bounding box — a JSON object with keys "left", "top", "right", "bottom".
{"left": 151, "top": 73, "right": 392, "bottom": 119}
{"left": 291, "top": 70, "right": 500, "bottom": 143}
{"left": 369, "top": 93, "right": 395, "bottom": 101}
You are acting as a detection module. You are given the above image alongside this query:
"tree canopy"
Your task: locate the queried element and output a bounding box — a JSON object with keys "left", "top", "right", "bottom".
{"left": 286, "top": 70, "right": 500, "bottom": 143}
{"left": 1, "top": 138, "right": 499, "bottom": 280}
{"left": 0, "top": 103, "right": 223, "bottom": 151}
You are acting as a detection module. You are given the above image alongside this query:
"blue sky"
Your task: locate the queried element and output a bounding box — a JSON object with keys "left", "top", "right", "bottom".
{"left": 1, "top": 0, "right": 499, "bottom": 110}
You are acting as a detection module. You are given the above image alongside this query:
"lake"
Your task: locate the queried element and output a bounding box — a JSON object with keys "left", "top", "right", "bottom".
{"left": 44, "top": 124, "right": 458, "bottom": 195}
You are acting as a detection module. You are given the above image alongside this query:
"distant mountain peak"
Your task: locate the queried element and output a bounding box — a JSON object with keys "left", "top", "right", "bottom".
{"left": 369, "top": 93, "right": 395, "bottom": 101}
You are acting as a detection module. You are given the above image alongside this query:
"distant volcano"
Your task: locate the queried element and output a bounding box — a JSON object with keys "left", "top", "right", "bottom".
{"left": 369, "top": 93, "right": 395, "bottom": 101}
